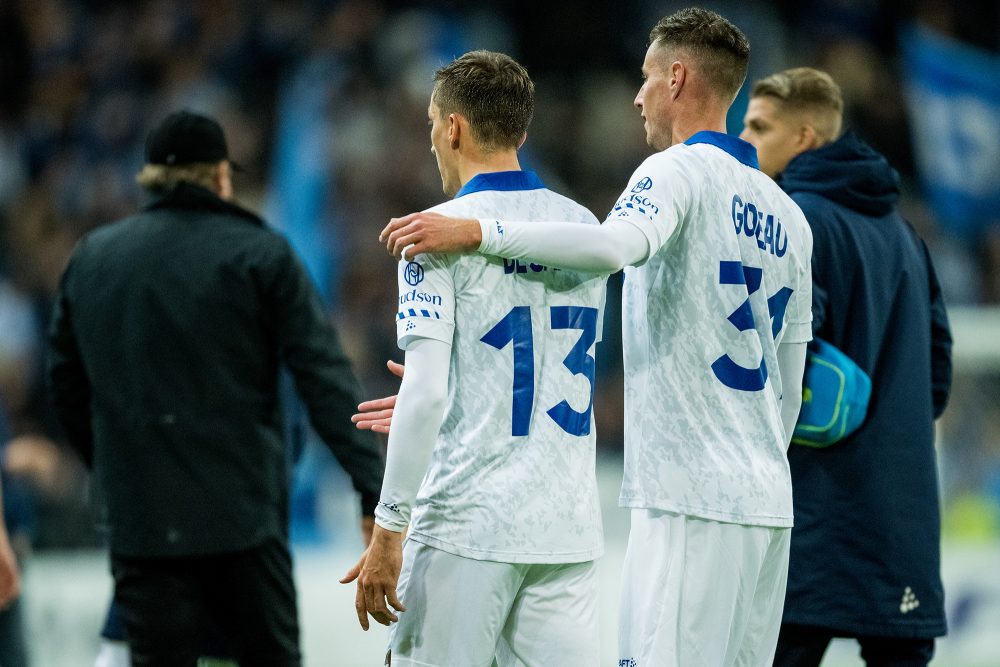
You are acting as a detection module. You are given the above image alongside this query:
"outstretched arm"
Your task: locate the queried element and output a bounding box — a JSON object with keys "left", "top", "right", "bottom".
{"left": 380, "top": 154, "right": 696, "bottom": 272}
{"left": 380, "top": 212, "right": 649, "bottom": 273}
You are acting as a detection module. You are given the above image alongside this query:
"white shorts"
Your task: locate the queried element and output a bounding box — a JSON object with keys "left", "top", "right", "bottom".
{"left": 388, "top": 539, "right": 600, "bottom": 667}
{"left": 618, "top": 509, "right": 790, "bottom": 667}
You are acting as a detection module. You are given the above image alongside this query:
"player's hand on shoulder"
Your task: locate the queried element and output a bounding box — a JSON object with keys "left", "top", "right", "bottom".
{"left": 380, "top": 212, "right": 482, "bottom": 260}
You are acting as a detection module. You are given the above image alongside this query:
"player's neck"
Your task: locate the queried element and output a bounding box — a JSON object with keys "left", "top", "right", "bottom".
{"left": 670, "top": 106, "right": 729, "bottom": 147}
{"left": 456, "top": 151, "right": 522, "bottom": 189}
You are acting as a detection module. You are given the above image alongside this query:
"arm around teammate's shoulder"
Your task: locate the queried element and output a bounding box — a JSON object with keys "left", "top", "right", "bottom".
{"left": 476, "top": 216, "right": 650, "bottom": 273}
{"left": 380, "top": 210, "right": 649, "bottom": 273}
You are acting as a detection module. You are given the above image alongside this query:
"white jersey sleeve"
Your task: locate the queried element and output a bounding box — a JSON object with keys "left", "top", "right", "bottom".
{"left": 396, "top": 253, "right": 455, "bottom": 349}
{"left": 605, "top": 153, "right": 695, "bottom": 262}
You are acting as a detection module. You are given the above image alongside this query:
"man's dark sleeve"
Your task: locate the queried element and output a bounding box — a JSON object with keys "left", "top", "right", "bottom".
{"left": 924, "top": 240, "right": 952, "bottom": 419}
{"left": 46, "top": 254, "right": 94, "bottom": 467}
{"left": 795, "top": 198, "right": 830, "bottom": 336}
{"left": 264, "top": 236, "right": 383, "bottom": 516}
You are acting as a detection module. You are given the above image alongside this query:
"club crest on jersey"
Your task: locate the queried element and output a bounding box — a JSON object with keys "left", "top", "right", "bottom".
{"left": 404, "top": 261, "right": 425, "bottom": 286}
{"left": 631, "top": 177, "right": 653, "bottom": 193}
{"left": 731, "top": 194, "right": 788, "bottom": 258}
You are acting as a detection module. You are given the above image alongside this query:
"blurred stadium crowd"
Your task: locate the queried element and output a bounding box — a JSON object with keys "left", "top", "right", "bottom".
{"left": 0, "top": 0, "right": 998, "bottom": 565}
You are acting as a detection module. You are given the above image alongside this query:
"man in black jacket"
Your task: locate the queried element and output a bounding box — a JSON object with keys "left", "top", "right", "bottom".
{"left": 47, "top": 111, "right": 383, "bottom": 667}
{"left": 740, "top": 69, "right": 953, "bottom": 667}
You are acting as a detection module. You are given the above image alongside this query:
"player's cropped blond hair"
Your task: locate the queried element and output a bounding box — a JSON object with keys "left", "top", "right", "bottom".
{"left": 649, "top": 8, "right": 750, "bottom": 104}
{"left": 751, "top": 68, "right": 844, "bottom": 143}
{"left": 432, "top": 50, "right": 534, "bottom": 154}
{"left": 135, "top": 162, "right": 219, "bottom": 193}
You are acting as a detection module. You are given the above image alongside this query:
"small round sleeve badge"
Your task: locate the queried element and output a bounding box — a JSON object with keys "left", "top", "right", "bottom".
{"left": 404, "top": 261, "right": 424, "bottom": 286}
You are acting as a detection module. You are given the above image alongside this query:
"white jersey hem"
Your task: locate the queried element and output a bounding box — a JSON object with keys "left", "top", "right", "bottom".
{"left": 407, "top": 532, "right": 604, "bottom": 564}
{"left": 618, "top": 496, "right": 794, "bottom": 529}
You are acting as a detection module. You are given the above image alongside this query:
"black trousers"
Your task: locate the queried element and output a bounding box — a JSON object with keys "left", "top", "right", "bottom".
{"left": 111, "top": 537, "right": 301, "bottom": 667}
{"left": 774, "top": 623, "right": 936, "bottom": 667}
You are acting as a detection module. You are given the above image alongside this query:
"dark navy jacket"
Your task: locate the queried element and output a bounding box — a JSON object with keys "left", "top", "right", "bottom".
{"left": 778, "top": 132, "right": 952, "bottom": 638}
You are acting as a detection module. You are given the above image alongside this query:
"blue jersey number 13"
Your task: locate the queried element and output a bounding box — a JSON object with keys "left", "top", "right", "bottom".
{"left": 481, "top": 305, "right": 598, "bottom": 437}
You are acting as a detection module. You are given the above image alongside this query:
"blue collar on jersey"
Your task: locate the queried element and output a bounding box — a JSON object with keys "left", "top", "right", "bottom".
{"left": 454, "top": 170, "right": 545, "bottom": 198}
{"left": 684, "top": 131, "right": 759, "bottom": 170}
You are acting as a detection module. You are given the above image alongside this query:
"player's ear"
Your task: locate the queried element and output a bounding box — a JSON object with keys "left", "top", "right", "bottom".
{"left": 798, "top": 123, "right": 819, "bottom": 151}
{"left": 447, "top": 113, "right": 461, "bottom": 150}
{"left": 670, "top": 61, "right": 685, "bottom": 100}
{"left": 517, "top": 132, "right": 527, "bottom": 150}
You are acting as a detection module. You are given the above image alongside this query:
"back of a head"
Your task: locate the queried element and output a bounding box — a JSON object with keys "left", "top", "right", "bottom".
{"left": 432, "top": 50, "right": 534, "bottom": 154}
{"left": 136, "top": 110, "right": 233, "bottom": 194}
{"left": 648, "top": 7, "right": 750, "bottom": 103}
{"left": 752, "top": 68, "right": 844, "bottom": 144}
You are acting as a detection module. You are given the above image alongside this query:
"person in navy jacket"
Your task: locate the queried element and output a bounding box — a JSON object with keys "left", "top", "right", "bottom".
{"left": 740, "top": 68, "right": 953, "bottom": 667}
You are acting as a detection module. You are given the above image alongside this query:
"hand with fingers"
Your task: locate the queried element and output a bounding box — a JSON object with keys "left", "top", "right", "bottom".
{"left": 352, "top": 360, "right": 404, "bottom": 434}
{"left": 340, "top": 525, "right": 406, "bottom": 630}
{"left": 379, "top": 212, "right": 482, "bottom": 260}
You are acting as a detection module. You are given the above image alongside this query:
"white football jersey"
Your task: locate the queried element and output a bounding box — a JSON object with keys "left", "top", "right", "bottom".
{"left": 396, "top": 171, "right": 607, "bottom": 563}
{"left": 608, "top": 132, "right": 813, "bottom": 528}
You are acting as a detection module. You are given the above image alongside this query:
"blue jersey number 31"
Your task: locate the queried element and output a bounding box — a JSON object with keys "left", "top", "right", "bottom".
{"left": 711, "top": 260, "right": 793, "bottom": 392}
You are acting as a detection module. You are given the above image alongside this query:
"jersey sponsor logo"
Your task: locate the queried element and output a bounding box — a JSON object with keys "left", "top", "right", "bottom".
{"left": 631, "top": 176, "right": 653, "bottom": 193}
{"left": 403, "top": 261, "right": 424, "bottom": 286}
{"left": 398, "top": 289, "right": 443, "bottom": 306}
{"left": 609, "top": 193, "right": 661, "bottom": 221}
{"left": 619, "top": 659, "right": 638, "bottom": 667}
{"left": 731, "top": 194, "right": 788, "bottom": 258}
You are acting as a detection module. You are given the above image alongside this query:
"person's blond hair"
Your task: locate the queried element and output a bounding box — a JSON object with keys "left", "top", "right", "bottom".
{"left": 135, "top": 162, "right": 219, "bottom": 192}
{"left": 751, "top": 68, "right": 844, "bottom": 143}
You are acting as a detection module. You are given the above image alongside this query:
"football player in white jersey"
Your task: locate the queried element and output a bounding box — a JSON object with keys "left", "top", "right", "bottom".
{"left": 376, "top": 9, "right": 812, "bottom": 667}
{"left": 341, "top": 51, "right": 608, "bottom": 666}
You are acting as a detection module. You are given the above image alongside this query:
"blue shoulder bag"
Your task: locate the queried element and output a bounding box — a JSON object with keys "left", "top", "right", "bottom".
{"left": 791, "top": 338, "right": 872, "bottom": 447}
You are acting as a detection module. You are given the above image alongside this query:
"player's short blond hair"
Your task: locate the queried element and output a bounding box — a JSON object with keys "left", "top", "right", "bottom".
{"left": 432, "top": 50, "right": 534, "bottom": 154}
{"left": 135, "top": 162, "right": 219, "bottom": 192}
{"left": 751, "top": 68, "right": 844, "bottom": 143}
{"left": 648, "top": 8, "right": 750, "bottom": 104}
